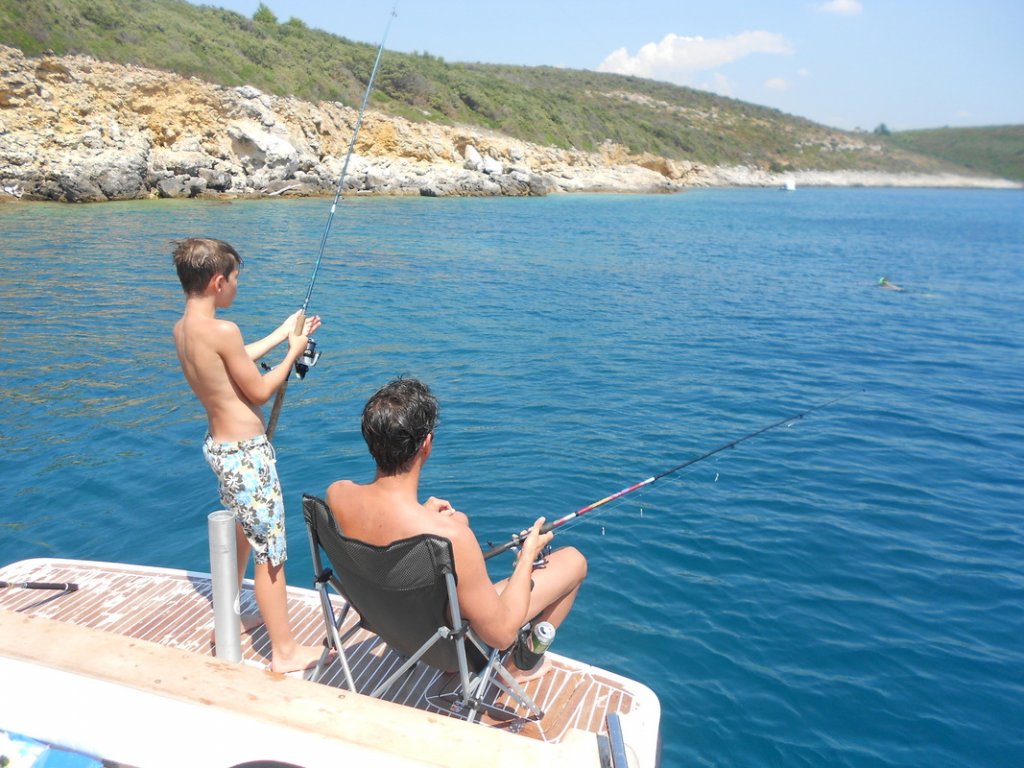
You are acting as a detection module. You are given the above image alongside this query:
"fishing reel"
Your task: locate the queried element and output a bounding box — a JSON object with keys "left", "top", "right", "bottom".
{"left": 294, "top": 338, "right": 321, "bottom": 380}
{"left": 505, "top": 537, "right": 551, "bottom": 568}
{"left": 484, "top": 532, "right": 552, "bottom": 566}
{"left": 532, "top": 544, "right": 552, "bottom": 569}
{"left": 259, "top": 338, "right": 322, "bottom": 380}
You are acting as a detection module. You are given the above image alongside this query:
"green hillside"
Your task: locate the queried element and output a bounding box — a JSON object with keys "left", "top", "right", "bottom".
{"left": 0, "top": 0, "right": 1013, "bottom": 177}
{"left": 886, "top": 126, "right": 1024, "bottom": 182}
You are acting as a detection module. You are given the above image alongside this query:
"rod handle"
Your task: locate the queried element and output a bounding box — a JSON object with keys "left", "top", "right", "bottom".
{"left": 482, "top": 519, "right": 558, "bottom": 561}
{"left": 483, "top": 540, "right": 514, "bottom": 561}
{"left": 266, "top": 310, "right": 306, "bottom": 442}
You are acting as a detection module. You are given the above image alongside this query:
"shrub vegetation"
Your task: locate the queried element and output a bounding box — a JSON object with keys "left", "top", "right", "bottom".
{"left": 0, "top": 0, "right": 1018, "bottom": 177}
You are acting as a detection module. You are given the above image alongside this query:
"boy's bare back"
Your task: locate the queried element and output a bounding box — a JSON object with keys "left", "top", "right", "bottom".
{"left": 174, "top": 308, "right": 266, "bottom": 443}
{"left": 171, "top": 237, "right": 314, "bottom": 443}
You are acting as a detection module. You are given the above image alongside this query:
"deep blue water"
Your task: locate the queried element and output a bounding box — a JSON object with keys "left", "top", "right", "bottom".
{"left": 1, "top": 189, "right": 1022, "bottom": 767}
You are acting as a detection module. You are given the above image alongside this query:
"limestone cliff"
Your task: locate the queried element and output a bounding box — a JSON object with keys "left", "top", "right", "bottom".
{"left": 0, "top": 45, "right": 710, "bottom": 202}
{"left": 0, "top": 45, "right": 1016, "bottom": 202}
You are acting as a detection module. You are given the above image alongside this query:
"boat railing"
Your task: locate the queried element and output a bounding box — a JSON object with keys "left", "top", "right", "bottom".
{"left": 603, "top": 713, "right": 631, "bottom": 767}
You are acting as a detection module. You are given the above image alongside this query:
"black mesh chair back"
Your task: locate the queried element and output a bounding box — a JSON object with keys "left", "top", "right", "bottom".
{"left": 302, "top": 494, "right": 542, "bottom": 722}
{"left": 322, "top": 518, "right": 465, "bottom": 672}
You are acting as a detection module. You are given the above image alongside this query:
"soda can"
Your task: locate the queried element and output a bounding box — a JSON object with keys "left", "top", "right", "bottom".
{"left": 530, "top": 621, "right": 556, "bottom": 655}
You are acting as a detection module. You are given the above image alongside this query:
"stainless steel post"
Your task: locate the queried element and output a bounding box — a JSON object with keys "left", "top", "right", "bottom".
{"left": 208, "top": 510, "right": 241, "bottom": 662}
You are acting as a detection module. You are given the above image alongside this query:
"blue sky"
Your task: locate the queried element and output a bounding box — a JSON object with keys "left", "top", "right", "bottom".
{"left": 188, "top": 0, "right": 1023, "bottom": 131}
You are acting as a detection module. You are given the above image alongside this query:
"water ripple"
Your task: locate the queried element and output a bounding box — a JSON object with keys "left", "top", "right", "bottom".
{"left": 1, "top": 191, "right": 1022, "bottom": 767}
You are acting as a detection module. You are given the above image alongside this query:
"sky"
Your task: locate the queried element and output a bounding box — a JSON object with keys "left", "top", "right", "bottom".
{"left": 187, "top": 0, "right": 1024, "bottom": 132}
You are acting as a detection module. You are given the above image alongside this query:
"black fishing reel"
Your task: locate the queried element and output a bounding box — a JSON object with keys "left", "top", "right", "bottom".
{"left": 259, "top": 338, "right": 322, "bottom": 380}
{"left": 294, "top": 338, "right": 321, "bottom": 380}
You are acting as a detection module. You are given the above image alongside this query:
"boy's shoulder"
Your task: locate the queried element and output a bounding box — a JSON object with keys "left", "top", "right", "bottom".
{"left": 175, "top": 312, "right": 243, "bottom": 350}
{"left": 177, "top": 311, "right": 239, "bottom": 332}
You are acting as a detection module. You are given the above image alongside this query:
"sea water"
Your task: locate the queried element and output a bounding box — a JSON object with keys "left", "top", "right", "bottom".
{"left": 1, "top": 189, "right": 1021, "bottom": 767}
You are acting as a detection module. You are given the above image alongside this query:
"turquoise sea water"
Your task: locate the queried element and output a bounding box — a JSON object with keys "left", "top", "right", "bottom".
{"left": 1, "top": 189, "right": 1022, "bottom": 767}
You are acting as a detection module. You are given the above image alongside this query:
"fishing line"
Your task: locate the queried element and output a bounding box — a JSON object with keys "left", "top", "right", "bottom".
{"left": 483, "top": 389, "right": 861, "bottom": 560}
{"left": 553, "top": 460, "right": 721, "bottom": 540}
{"left": 546, "top": 488, "right": 646, "bottom": 539}
{"left": 299, "top": 5, "right": 397, "bottom": 316}
{"left": 266, "top": 5, "right": 397, "bottom": 441}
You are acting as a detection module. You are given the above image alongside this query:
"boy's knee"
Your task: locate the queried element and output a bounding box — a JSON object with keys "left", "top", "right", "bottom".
{"left": 561, "top": 546, "right": 587, "bottom": 583}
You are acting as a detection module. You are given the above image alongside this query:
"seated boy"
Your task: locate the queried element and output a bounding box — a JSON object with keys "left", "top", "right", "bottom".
{"left": 327, "top": 377, "right": 587, "bottom": 680}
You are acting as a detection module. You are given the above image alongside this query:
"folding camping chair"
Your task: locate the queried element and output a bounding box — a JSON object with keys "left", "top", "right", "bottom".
{"left": 302, "top": 494, "right": 544, "bottom": 723}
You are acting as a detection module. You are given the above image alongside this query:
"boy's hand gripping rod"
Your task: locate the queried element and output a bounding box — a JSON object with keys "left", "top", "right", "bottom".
{"left": 266, "top": 6, "right": 397, "bottom": 441}
{"left": 482, "top": 391, "right": 860, "bottom": 560}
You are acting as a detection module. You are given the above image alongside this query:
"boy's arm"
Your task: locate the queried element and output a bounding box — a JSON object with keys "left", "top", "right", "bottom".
{"left": 244, "top": 310, "right": 314, "bottom": 361}
{"left": 219, "top": 320, "right": 309, "bottom": 406}
{"left": 244, "top": 328, "right": 287, "bottom": 362}
{"left": 451, "top": 518, "right": 549, "bottom": 650}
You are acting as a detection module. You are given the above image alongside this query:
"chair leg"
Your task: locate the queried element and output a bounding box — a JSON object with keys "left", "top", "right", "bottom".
{"left": 369, "top": 628, "right": 448, "bottom": 699}
{"left": 465, "top": 634, "right": 545, "bottom": 720}
{"left": 313, "top": 583, "right": 356, "bottom": 690}
{"left": 332, "top": 626, "right": 357, "bottom": 691}
{"left": 462, "top": 649, "right": 500, "bottom": 721}
{"left": 447, "top": 646, "right": 544, "bottom": 722}
{"left": 489, "top": 661, "right": 545, "bottom": 718}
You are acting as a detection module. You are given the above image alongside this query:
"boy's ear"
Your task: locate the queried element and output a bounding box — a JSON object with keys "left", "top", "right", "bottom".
{"left": 209, "top": 273, "right": 226, "bottom": 293}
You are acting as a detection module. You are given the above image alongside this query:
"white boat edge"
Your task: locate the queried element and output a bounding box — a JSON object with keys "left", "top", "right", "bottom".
{"left": 1, "top": 557, "right": 662, "bottom": 768}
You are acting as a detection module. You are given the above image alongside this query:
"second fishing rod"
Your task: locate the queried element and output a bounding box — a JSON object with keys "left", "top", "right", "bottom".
{"left": 483, "top": 390, "right": 860, "bottom": 560}
{"left": 266, "top": 6, "right": 398, "bottom": 441}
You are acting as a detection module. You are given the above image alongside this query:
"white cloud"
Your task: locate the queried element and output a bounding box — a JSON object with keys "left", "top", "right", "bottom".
{"left": 798, "top": 67, "right": 811, "bottom": 78}
{"left": 818, "top": 0, "right": 863, "bottom": 16}
{"left": 597, "top": 31, "right": 793, "bottom": 85}
{"left": 766, "top": 77, "right": 789, "bottom": 91}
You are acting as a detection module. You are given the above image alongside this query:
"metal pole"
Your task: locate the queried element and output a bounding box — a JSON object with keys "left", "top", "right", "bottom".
{"left": 208, "top": 510, "right": 241, "bottom": 662}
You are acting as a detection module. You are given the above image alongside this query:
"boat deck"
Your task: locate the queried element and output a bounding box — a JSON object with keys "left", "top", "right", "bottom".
{"left": 0, "top": 558, "right": 659, "bottom": 762}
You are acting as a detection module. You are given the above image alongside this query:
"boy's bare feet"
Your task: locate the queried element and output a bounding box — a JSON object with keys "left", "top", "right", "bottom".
{"left": 270, "top": 642, "right": 328, "bottom": 675}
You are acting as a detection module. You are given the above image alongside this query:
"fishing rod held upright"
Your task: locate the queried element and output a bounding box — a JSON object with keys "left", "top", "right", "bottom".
{"left": 266, "top": 5, "right": 397, "bottom": 442}
{"left": 482, "top": 390, "right": 861, "bottom": 560}
{"left": 301, "top": 4, "right": 397, "bottom": 316}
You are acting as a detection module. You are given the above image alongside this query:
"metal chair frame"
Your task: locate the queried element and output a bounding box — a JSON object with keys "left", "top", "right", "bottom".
{"left": 302, "top": 494, "right": 543, "bottom": 723}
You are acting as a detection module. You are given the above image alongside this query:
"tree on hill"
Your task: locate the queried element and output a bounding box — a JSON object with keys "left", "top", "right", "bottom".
{"left": 253, "top": 3, "right": 277, "bottom": 25}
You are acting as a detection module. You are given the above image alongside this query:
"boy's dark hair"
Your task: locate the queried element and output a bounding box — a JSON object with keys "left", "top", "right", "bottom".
{"left": 362, "top": 377, "right": 439, "bottom": 476}
{"left": 172, "top": 238, "right": 242, "bottom": 296}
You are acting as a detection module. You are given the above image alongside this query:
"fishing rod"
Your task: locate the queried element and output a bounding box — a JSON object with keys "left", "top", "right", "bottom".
{"left": 266, "top": 5, "right": 398, "bottom": 441}
{"left": 0, "top": 580, "right": 79, "bottom": 594}
{"left": 483, "top": 390, "right": 860, "bottom": 560}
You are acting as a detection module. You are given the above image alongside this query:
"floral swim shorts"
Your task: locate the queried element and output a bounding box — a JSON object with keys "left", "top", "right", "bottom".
{"left": 203, "top": 433, "right": 287, "bottom": 566}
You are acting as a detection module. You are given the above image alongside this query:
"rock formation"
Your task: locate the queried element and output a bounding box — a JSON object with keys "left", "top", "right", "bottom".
{"left": 0, "top": 45, "right": 708, "bottom": 202}
{"left": 0, "top": 45, "right": 1016, "bottom": 203}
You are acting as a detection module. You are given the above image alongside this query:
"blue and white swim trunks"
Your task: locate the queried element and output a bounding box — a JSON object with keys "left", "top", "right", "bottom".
{"left": 203, "top": 434, "right": 287, "bottom": 566}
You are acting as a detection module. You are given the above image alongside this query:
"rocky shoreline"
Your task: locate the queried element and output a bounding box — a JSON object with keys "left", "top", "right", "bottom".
{"left": 0, "top": 45, "right": 1018, "bottom": 203}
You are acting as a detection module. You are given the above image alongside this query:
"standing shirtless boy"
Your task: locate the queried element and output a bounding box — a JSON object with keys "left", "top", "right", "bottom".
{"left": 172, "top": 237, "right": 323, "bottom": 674}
